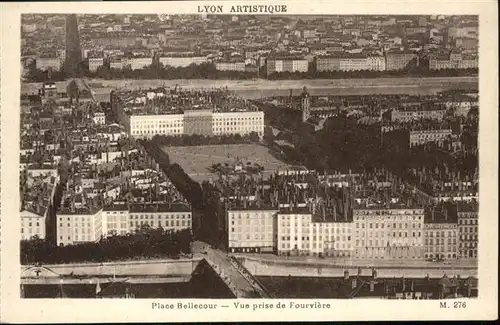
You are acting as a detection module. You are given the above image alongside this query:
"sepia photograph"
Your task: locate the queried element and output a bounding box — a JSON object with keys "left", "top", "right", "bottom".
{"left": 0, "top": 0, "right": 498, "bottom": 323}
{"left": 17, "top": 12, "right": 482, "bottom": 300}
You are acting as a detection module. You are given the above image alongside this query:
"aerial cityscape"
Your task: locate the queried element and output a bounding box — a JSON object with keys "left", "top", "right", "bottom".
{"left": 20, "top": 14, "right": 478, "bottom": 299}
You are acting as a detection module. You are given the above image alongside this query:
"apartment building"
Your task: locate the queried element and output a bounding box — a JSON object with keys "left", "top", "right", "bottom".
{"left": 227, "top": 208, "right": 278, "bottom": 253}
{"left": 276, "top": 208, "right": 313, "bottom": 256}
{"left": 385, "top": 52, "right": 418, "bottom": 71}
{"left": 429, "top": 53, "right": 478, "bottom": 70}
{"left": 20, "top": 209, "right": 46, "bottom": 240}
{"left": 267, "top": 57, "right": 308, "bottom": 75}
{"left": 128, "top": 203, "right": 192, "bottom": 233}
{"left": 129, "top": 57, "right": 152, "bottom": 70}
{"left": 110, "top": 57, "right": 127, "bottom": 70}
{"left": 92, "top": 112, "right": 106, "bottom": 125}
{"left": 458, "top": 207, "right": 478, "bottom": 259}
{"left": 56, "top": 209, "right": 103, "bottom": 246}
{"left": 321, "top": 220, "right": 354, "bottom": 257}
{"left": 215, "top": 61, "right": 246, "bottom": 72}
{"left": 102, "top": 205, "right": 130, "bottom": 236}
{"left": 409, "top": 129, "right": 452, "bottom": 147}
{"left": 391, "top": 108, "right": 446, "bottom": 122}
{"left": 316, "top": 55, "right": 386, "bottom": 72}
{"left": 275, "top": 207, "right": 354, "bottom": 257}
{"left": 159, "top": 56, "right": 208, "bottom": 68}
{"left": 353, "top": 208, "right": 425, "bottom": 259}
{"left": 89, "top": 57, "right": 104, "bottom": 72}
{"left": 424, "top": 221, "right": 459, "bottom": 260}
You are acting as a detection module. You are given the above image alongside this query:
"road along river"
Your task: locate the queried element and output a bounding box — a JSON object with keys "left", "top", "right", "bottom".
{"left": 237, "top": 256, "right": 477, "bottom": 279}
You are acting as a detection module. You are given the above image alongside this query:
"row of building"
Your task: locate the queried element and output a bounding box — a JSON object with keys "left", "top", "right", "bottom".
{"left": 21, "top": 203, "right": 192, "bottom": 246}
{"left": 35, "top": 48, "right": 477, "bottom": 74}
{"left": 429, "top": 51, "right": 478, "bottom": 70}
{"left": 226, "top": 201, "right": 478, "bottom": 261}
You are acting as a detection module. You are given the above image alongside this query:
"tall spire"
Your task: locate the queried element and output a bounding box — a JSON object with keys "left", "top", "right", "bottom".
{"left": 65, "top": 14, "right": 82, "bottom": 78}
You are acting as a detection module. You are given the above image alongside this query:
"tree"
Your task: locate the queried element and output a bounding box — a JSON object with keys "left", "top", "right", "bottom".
{"left": 249, "top": 131, "right": 260, "bottom": 142}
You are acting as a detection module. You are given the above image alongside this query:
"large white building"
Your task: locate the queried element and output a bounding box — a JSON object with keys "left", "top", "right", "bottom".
{"left": 353, "top": 207, "right": 425, "bottom": 259}
{"left": 267, "top": 58, "right": 309, "bottom": 75}
{"left": 227, "top": 208, "right": 278, "bottom": 253}
{"left": 159, "top": 56, "right": 208, "bottom": 68}
{"left": 118, "top": 109, "right": 264, "bottom": 139}
{"left": 275, "top": 208, "right": 354, "bottom": 257}
{"left": 127, "top": 114, "right": 185, "bottom": 138}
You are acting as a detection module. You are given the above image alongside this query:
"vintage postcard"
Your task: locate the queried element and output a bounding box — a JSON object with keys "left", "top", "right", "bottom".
{"left": 0, "top": 0, "right": 498, "bottom": 322}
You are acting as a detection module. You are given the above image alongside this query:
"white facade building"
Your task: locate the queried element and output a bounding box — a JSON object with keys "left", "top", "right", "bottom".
{"left": 353, "top": 208, "right": 425, "bottom": 259}
{"left": 212, "top": 111, "right": 264, "bottom": 137}
{"left": 93, "top": 112, "right": 106, "bottom": 125}
{"left": 159, "top": 56, "right": 208, "bottom": 68}
{"left": 56, "top": 209, "right": 103, "bottom": 246}
{"left": 129, "top": 57, "right": 152, "bottom": 70}
{"left": 409, "top": 129, "right": 452, "bottom": 147}
{"left": 20, "top": 210, "right": 46, "bottom": 240}
{"left": 277, "top": 211, "right": 312, "bottom": 256}
{"left": 128, "top": 114, "right": 185, "bottom": 138}
{"left": 89, "top": 57, "right": 104, "bottom": 72}
{"left": 128, "top": 205, "right": 192, "bottom": 233}
{"left": 227, "top": 209, "right": 278, "bottom": 253}
{"left": 215, "top": 62, "right": 246, "bottom": 71}
{"left": 101, "top": 207, "right": 130, "bottom": 236}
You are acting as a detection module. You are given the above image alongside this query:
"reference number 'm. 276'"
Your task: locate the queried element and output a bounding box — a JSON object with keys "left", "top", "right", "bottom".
{"left": 440, "top": 301, "right": 467, "bottom": 308}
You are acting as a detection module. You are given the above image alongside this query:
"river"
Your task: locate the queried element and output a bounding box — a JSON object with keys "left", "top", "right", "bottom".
{"left": 21, "top": 76, "right": 478, "bottom": 99}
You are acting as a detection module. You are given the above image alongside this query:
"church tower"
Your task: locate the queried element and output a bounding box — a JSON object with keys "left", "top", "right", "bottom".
{"left": 300, "top": 86, "right": 311, "bottom": 122}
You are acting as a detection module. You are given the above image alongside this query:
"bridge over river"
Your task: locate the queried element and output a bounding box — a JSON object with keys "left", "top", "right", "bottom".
{"left": 21, "top": 242, "right": 271, "bottom": 298}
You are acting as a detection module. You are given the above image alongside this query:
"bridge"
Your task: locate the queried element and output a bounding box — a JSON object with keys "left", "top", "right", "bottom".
{"left": 21, "top": 242, "right": 270, "bottom": 298}
{"left": 194, "top": 242, "right": 272, "bottom": 298}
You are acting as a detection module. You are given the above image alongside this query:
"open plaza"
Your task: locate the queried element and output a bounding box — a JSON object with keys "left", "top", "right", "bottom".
{"left": 162, "top": 144, "right": 289, "bottom": 182}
